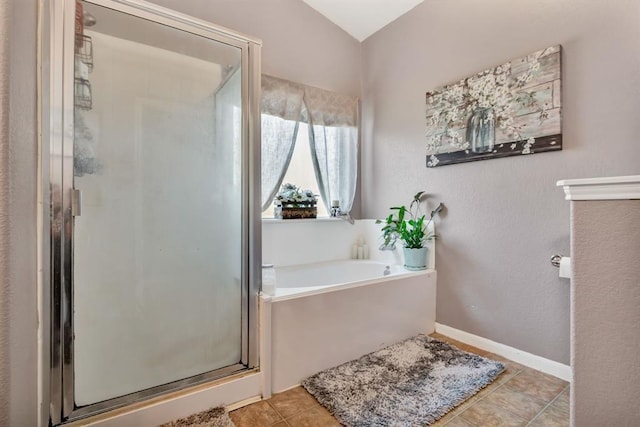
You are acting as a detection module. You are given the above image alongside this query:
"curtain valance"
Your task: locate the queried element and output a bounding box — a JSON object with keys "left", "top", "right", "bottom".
{"left": 261, "top": 75, "right": 358, "bottom": 127}
{"left": 261, "top": 75, "right": 305, "bottom": 121}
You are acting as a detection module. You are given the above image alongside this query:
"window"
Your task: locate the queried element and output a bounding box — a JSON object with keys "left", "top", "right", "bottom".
{"left": 260, "top": 75, "right": 359, "bottom": 219}
{"left": 262, "top": 122, "right": 329, "bottom": 218}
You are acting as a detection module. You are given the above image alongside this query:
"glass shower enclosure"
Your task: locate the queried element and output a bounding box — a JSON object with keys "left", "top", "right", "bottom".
{"left": 42, "top": 1, "right": 261, "bottom": 424}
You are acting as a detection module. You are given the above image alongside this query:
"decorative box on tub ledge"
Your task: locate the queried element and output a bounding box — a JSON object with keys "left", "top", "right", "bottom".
{"left": 276, "top": 203, "right": 317, "bottom": 219}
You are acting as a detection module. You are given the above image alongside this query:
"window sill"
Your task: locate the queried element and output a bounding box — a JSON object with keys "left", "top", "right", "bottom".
{"left": 262, "top": 217, "right": 345, "bottom": 224}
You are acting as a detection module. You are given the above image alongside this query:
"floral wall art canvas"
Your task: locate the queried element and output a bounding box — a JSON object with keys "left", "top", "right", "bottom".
{"left": 425, "top": 45, "right": 562, "bottom": 167}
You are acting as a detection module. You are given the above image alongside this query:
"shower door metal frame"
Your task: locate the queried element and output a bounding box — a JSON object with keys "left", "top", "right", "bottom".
{"left": 41, "top": 0, "right": 262, "bottom": 424}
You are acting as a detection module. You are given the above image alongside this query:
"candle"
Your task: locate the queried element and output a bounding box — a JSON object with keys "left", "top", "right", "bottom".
{"left": 363, "top": 244, "right": 369, "bottom": 259}
{"left": 351, "top": 244, "right": 358, "bottom": 259}
{"left": 357, "top": 246, "right": 364, "bottom": 259}
{"left": 331, "top": 199, "right": 340, "bottom": 208}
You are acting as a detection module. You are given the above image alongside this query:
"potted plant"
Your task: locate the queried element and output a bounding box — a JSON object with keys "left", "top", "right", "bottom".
{"left": 274, "top": 183, "right": 319, "bottom": 219}
{"left": 377, "top": 191, "right": 444, "bottom": 271}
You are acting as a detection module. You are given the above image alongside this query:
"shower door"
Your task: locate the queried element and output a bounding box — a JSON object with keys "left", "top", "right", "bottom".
{"left": 45, "top": 0, "right": 261, "bottom": 424}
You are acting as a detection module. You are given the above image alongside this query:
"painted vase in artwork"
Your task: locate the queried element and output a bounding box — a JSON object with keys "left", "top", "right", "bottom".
{"left": 467, "top": 107, "right": 495, "bottom": 153}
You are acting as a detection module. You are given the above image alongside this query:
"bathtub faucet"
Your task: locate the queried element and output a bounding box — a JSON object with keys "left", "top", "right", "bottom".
{"left": 378, "top": 242, "right": 396, "bottom": 251}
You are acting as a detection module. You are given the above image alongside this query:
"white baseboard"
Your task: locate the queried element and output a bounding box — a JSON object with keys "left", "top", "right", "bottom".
{"left": 274, "top": 383, "right": 303, "bottom": 394}
{"left": 226, "top": 395, "right": 262, "bottom": 412}
{"left": 435, "top": 323, "right": 571, "bottom": 382}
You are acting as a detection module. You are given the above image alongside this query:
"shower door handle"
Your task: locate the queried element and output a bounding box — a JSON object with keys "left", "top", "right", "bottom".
{"left": 550, "top": 254, "right": 563, "bottom": 267}
{"left": 71, "top": 189, "right": 82, "bottom": 217}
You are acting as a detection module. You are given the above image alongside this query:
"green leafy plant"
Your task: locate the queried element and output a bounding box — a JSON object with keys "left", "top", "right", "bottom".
{"left": 376, "top": 191, "right": 444, "bottom": 250}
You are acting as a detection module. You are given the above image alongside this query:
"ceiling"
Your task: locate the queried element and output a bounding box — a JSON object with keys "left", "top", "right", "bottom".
{"left": 301, "top": 0, "right": 425, "bottom": 42}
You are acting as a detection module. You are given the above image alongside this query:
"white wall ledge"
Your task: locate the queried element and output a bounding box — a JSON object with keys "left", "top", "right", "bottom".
{"left": 557, "top": 175, "right": 640, "bottom": 201}
{"left": 262, "top": 217, "right": 344, "bottom": 224}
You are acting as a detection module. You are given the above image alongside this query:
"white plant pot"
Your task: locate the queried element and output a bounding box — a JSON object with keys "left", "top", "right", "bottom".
{"left": 403, "top": 247, "right": 428, "bottom": 271}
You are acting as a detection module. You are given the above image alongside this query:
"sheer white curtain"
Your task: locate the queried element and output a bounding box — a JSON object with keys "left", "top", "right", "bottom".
{"left": 260, "top": 75, "right": 359, "bottom": 214}
{"left": 307, "top": 124, "right": 358, "bottom": 213}
{"left": 261, "top": 115, "right": 299, "bottom": 211}
{"left": 260, "top": 75, "right": 304, "bottom": 211}
{"left": 304, "top": 86, "right": 359, "bottom": 214}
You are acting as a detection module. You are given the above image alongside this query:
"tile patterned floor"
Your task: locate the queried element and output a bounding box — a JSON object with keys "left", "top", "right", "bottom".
{"left": 230, "top": 333, "right": 569, "bottom": 427}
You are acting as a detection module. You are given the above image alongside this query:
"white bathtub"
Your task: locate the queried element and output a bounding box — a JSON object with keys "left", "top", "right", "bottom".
{"left": 260, "top": 259, "right": 437, "bottom": 394}
{"left": 271, "top": 260, "right": 413, "bottom": 301}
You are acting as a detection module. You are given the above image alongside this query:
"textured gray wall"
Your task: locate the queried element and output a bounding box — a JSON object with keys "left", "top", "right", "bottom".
{"left": 360, "top": 0, "right": 640, "bottom": 364}
{"left": 571, "top": 200, "right": 640, "bottom": 425}
{"left": 0, "top": 0, "right": 10, "bottom": 424}
{"left": 1, "top": 0, "right": 39, "bottom": 426}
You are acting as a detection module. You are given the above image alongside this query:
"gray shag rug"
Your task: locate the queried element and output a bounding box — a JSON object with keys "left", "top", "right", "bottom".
{"left": 159, "top": 407, "right": 234, "bottom": 427}
{"left": 302, "top": 334, "right": 505, "bottom": 427}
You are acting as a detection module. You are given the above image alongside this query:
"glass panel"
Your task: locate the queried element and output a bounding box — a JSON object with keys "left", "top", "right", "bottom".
{"left": 72, "top": 2, "right": 244, "bottom": 405}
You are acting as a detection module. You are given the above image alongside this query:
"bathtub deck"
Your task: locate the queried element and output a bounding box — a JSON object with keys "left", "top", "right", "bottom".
{"left": 267, "top": 267, "right": 434, "bottom": 302}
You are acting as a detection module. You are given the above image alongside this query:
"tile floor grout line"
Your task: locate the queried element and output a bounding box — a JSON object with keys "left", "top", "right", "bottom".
{"left": 488, "top": 383, "right": 547, "bottom": 425}
{"left": 442, "top": 370, "right": 522, "bottom": 425}
{"left": 460, "top": 367, "right": 553, "bottom": 426}
{"left": 267, "top": 395, "right": 322, "bottom": 424}
{"left": 524, "top": 382, "right": 569, "bottom": 426}
{"left": 282, "top": 407, "right": 318, "bottom": 423}
{"left": 265, "top": 400, "right": 287, "bottom": 425}
{"left": 559, "top": 383, "right": 570, "bottom": 396}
